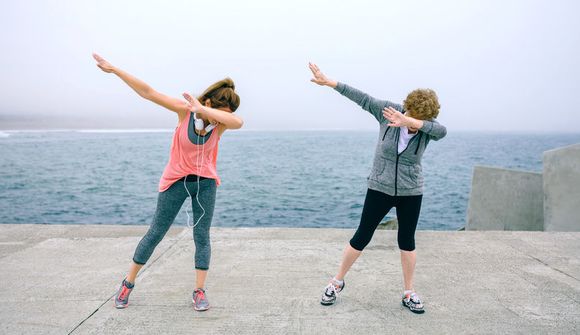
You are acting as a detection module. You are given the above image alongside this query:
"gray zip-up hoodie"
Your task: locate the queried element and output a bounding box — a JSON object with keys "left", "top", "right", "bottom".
{"left": 335, "top": 82, "right": 447, "bottom": 196}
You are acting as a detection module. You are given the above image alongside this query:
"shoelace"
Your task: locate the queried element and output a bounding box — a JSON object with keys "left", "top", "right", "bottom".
{"left": 409, "top": 293, "right": 423, "bottom": 306}
{"left": 325, "top": 280, "right": 342, "bottom": 296}
{"left": 194, "top": 290, "right": 206, "bottom": 301}
{"left": 118, "top": 286, "right": 130, "bottom": 301}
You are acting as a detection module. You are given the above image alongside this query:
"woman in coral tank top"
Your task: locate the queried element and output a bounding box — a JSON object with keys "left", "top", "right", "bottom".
{"left": 93, "top": 54, "right": 243, "bottom": 311}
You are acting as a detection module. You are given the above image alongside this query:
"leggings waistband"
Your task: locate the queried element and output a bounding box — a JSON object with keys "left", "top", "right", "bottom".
{"left": 178, "top": 174, "right": 209, "bottom": 182}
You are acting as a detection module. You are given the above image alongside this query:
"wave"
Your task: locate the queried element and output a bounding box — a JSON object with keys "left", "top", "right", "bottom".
{"left": 1, "top": 129, "right": 173, "bottom": 134}
{"left": 76, "top": 129, "right": 173, "bottom": 133}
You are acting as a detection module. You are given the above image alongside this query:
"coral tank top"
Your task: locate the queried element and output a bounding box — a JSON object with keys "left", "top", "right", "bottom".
{"left": 158, "top": 112, "right": 221, "bottom": 192}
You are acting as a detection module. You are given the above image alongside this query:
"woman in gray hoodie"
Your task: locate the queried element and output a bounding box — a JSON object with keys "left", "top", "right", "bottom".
{"left": 309, "top": 63, "right": 447, "bottom": 314}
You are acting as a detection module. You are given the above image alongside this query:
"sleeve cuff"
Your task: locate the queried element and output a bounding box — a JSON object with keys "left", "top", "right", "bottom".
{"left": 420, "top": 120, "right": 433, "bottom": 133}
{"left": 334, "top": 82, "right": 346, "bottom": 93}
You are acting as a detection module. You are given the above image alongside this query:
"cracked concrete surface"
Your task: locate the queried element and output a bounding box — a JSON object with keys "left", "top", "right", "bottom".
{"left": 0, "top": 225, "right": 578, "bottom": 334}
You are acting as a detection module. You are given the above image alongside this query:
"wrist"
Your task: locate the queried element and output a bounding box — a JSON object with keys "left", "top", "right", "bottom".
{"left": 410, "top": 117, "right": 423, "bottom": 129}
{"left": 404, "top": 116, "right": 417, "bottom": 128}
{"left": 327, "top": 80, "right": 338, "bottom": 88}
{"left": 193, "top": 106, "right": 206, "bottom": 115}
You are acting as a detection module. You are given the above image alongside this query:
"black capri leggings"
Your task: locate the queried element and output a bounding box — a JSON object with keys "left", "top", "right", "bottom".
{"left": 350, "top": 188, "right": 422, "bottom": 252}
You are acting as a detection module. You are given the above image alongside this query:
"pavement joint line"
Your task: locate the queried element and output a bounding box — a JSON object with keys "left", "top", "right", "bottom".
{"left": 67, "top": 228, "right": 188, "bottom": 334}
{"left": 503, "top": 239, "right": 580, "bottom": 283}
{"left": 503, "top": 241, "right": 580, "bottom": 305}
{"left": 526, "top": 254, "right": 580, "bottom": 283}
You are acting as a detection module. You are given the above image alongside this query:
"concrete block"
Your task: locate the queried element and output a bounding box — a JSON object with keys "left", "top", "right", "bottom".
{"left": 466, "top": 166, "right": 543, "bottom": 231}
{"left": 543, "top": 143, "right": 580, "bottom": 231}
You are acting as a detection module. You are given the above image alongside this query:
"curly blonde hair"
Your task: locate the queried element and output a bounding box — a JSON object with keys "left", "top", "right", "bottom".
{"left": 403, "top": 89, "right": 440, "bottom": 120}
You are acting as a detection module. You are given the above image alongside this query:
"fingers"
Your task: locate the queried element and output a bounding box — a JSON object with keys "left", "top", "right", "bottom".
{"left": 93, "top": 53, "right": 105, "bottom": 64}
{"left": 382, "top": 107, "right": 399, "bottom": 118}
{"left": 383, "top": 107, "right": 403, "bottom": 125}
{"left": 308, "top": 62, "right": 318, "bottom": 75}
{"left": 308, "top": 62, "right": 322, "bottom": 75}
{"left": 182, "top": 92, "right": 193, "bottom": 102}
{"left": 382, "top": 107, "right": 392, "bottom": 118}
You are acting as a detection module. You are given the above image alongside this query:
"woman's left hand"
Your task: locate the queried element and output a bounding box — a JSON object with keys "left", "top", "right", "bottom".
{"left": 383, "top": 107, "right": 410, "bottom": 127}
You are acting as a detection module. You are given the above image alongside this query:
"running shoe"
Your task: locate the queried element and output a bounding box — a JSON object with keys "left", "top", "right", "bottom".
{"left": 114, "top": 279, "right": 134, "bottom": 309}
{"left": 320, "top": 278, "right": 345, "bottom": 306}
{"left": 192, "top": 288, "right": 210, "bottom": 311}
{"left": 402, "top": 292, "right": 425, "bottom": 314}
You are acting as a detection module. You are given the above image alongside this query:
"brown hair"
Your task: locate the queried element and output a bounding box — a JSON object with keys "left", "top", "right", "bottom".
{"left": 403, "top": 89, "right": 440, "bottom": 120}
{"left": 197, "top": 77, "right": 240, "bottom": 112}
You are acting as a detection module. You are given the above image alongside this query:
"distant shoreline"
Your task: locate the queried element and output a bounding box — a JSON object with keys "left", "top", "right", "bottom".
{"left": 1, "top": 128, "right": 580, "bottom": 135}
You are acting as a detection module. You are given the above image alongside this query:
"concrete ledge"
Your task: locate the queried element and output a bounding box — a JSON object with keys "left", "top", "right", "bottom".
{"left": 543, "top": 143, "right": 580, "bottom": 231}
{"left": 466, "top": 166, "right": 543, "bottom": 231}
{"left": 0, "top": 224, "right": 579, "bottom": 334}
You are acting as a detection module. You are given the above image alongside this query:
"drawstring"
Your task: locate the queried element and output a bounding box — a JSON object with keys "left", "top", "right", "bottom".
{"left": 382, "top": 126, "right": 390, "bottom": 141}
{"left": 414, "top": 132, "right": 423, "bottom": 155}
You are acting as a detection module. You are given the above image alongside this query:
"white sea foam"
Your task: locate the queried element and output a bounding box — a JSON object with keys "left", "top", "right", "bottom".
{"left": 0, "top": 131, "right": 10, "bottom": 138}
{"left": 76, "top": 129, "right": 173, "bottom": 133}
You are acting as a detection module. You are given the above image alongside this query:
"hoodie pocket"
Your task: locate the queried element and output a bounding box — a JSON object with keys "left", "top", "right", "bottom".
{"left": 370, "top": 159, "right": 387, "bottom": 180}
{"left": 410, "top": 165, "right": 424, "bottom": 186}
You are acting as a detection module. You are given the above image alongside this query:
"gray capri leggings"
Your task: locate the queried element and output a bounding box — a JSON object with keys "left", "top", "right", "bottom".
{"left": 133, "top": 176, "right": 216, "bottom": 270}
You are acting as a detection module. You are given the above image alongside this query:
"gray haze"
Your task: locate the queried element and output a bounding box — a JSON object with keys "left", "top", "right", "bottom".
{"left": 1, "top": 0, "right": 579, "bottom": 132}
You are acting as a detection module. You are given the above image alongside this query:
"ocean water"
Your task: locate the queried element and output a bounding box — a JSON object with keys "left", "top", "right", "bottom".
{"left": 1, "top": 130, "right": 579, "bottom": 230}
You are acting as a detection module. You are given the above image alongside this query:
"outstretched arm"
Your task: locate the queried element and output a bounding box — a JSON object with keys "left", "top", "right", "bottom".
{"left": 309, "top": 62, "right": 400, "bottom": 123}
{"left": 182, "top": 93, "right": 243, "bottom": 134}
{"left": 93, "top": 53, "right": 189, "bottom": 118}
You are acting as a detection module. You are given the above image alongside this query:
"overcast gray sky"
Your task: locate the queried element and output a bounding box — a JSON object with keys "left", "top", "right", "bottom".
{"left": 0, "top": 0, "right": 579, "bottom": 132}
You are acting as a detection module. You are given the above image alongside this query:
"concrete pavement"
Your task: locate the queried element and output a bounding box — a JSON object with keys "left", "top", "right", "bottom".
{"left": 0, "top": 224, "right": 578, "bottom": 334}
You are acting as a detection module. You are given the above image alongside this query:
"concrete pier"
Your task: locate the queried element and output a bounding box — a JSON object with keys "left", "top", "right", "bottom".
{"left": 466, "top": 166, "right": 543, "bottom": 231}
{"left": 0, "top": 224, "right": 579, "bottom": 334}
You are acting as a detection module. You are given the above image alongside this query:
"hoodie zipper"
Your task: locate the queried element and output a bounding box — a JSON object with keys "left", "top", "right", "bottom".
{"left": 394, "top": 129, "right": 400, "bottom": 196}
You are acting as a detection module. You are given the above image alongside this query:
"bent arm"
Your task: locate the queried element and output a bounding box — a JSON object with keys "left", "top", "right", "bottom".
{"left": 200, "top": 106, "right": 244, "bottom": 130}
{"left": 419, "top": 119, "right": 447, "bottom": 140}
{"left": 406, "top": 117, "right": 446, "bottom": 140}
{"left": 383, "top": 107, "right": 447, "bottom": 141}
{"left": 181, "top": 92, "right": 243, "bottom": 136}
{"left": 334, "top": 82, "right": 401, "bottom": 123}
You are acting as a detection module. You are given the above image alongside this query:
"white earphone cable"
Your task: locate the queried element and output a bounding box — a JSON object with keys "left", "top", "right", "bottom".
{"left": 183, "top": 113, "right": 208, "bottom": 230}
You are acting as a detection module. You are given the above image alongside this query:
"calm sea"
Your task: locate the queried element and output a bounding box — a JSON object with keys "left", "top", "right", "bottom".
{"left": 1, "top": 130, "right": 579, "bottom": 230}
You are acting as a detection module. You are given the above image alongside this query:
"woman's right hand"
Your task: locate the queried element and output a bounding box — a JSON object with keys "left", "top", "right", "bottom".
{"left": 309, "top": 62, "right": 337, "bottom": 88}
{"left": 182, "top": 92, "right": 204, "bottom": 114}
{"left": 93, "top": 53, "right": 115, "bottom": 73}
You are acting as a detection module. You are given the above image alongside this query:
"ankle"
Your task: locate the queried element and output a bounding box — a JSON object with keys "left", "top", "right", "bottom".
{"left": 123, "top": 279, "right": 135, "bottom": 289}
{"left": 332, "top": 277, "right": 344, "bottom": 285}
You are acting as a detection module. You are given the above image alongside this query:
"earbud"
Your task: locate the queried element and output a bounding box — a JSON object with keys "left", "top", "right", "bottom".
{"left": 194, "top": 113, "right": 216, "bottom": 132}
{"left": 194, "top": 113, "right": 205, "bottom": 131}
{"left": 205, "top": 123, "right": 217, "bottom": 132}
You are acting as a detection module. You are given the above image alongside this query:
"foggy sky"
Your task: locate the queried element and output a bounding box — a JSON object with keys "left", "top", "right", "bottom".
{"left": 1, "top": 0, "right": 579, "bottom": 132}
